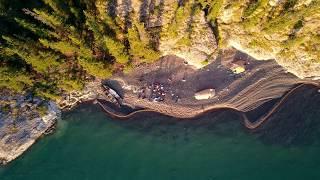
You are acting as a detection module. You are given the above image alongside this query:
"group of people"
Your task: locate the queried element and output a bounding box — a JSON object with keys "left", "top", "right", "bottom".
{"left": 137, "top": 82, "right": 166, "bottom": 102}
{"left": 137, "top": 82, "right": 181, "bottom": 103}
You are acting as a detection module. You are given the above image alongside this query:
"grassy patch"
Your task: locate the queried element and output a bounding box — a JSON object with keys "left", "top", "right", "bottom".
{"left": 37, "top": 104, "right": 48, "bottom": 117}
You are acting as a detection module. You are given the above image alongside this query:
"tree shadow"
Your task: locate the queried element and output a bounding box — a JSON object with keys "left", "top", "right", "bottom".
{"left": 151, "top": 0, "right": 165, "bottom": 49}
{"left": 138, "top": 0, "right": 165, "bottom": 50}
{"left": 123, "top": 0, "right": 132, "bottom": 31}
{"left": 107, "top": 0, "right": 117, "bottom": 18}
{"left": 178, "top": 0, "right": 187, "bottom": 7}
{"left": 107, "top": 0, "right": 132, "bottom": 31}
{"left": 186, "top": 3, "right": 198, "bottom": 40}
{"left": 155, "top": 0, "right": 165, "bottom": 26}
{"left": 139, "top": 0, "right": 149, "bottom": 25}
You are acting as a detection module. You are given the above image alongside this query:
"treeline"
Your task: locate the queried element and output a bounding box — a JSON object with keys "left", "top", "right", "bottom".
{"left": 0, "top": 0, "right": 160, "bottom": 99}
{"left": 1, "top": 0, "right": 318, "bottom": 99}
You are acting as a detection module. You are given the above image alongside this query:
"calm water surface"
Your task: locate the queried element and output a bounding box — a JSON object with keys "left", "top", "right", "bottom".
{"left": 1, "top": 99, "right": 320, "bottom": 180}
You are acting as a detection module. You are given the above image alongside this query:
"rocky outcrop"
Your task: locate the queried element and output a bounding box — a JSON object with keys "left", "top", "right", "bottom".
{"left": 157, "top": 1, "right": 218, "bottom": 68}
{"left": 114, "top": 0, "right": 218, "bottom": 69}
{"left": 108, "top": 0, "right": 319, "bottom": 78}
{"left": 216, "top": 0, "right": 320, "bottom": 79}
{"left": 153, "top": 0, "right": 218, "bottom": 68}
{"left": 56, "top": 79, "right": 105, "bottom": 110}
{"left": 0, "top": 94, "right": 60, "bottom": 165}
{"left": 0, "top": 79, "right": 109, "bottom": 165}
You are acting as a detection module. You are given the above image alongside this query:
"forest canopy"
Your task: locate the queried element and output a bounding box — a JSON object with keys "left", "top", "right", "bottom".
{"left": 0, "top": 0, "right": 319, "bottom": 99}
{"left": 0, "top": 0, "right": 160, "bottom": 99}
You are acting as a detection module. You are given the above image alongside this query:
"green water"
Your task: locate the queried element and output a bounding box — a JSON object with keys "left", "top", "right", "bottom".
{"left": 1, "top": 104, "right": 320, "bottom": 180}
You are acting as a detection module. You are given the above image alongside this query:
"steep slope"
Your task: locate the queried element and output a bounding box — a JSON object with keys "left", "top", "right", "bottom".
{"left": 215, "top": 0, "right": 320, "bottom": 78}
{"left": 108, "top": 0, "right": 320, "bottom": 78}
{"left": 114, "top": 0, "right": 218, "bottom": 68}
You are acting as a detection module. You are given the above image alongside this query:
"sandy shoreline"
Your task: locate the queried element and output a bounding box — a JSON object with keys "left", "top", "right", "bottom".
{"left": 97, "top": 82, "right": 320, "bottom": 129}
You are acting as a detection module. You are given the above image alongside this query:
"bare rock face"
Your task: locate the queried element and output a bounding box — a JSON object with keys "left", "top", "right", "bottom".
{"left": 0, "top": 94, "right": 60, "bottom": 165}
{"left": 114, "top": 0, "right": 218, "bottom": 69}
{"left": 217, "top": 0, "right": 320, "bottom": 79}
{"left": 0, "top": 79, "right": 107, "bottom": 165}
{"left": 57, "top": 79, "right": 105, "bottom": 110}
{"left": 157, "top": 2, "right": 218, "bottom": 68}
{"left": 108, "top": 0, "right": 319, "bottom": 78}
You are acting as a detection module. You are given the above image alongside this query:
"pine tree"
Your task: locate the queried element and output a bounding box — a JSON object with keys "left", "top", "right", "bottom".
{"left": 78, "top": 57, "right": 113, "bottom": 78}
{"left": 2, "top": 36, "right": 60, "bottom": 73}
{"left": 0, "top": 66, "right": 33, "bottom": 92}
{"left": 42, "top": 0, "right": 69, "bottom": 19}
{"left": 39, "top": 39, "right": 78, "bottom": 56}
{"left": 128, "top": 22, "right": 160, "bottom": 63}
{"left": 105, "top": 36, "right": 129, "bottom": 64}
{"left": 23, "top": 8, "right": 63, "bottom": 29}
{"left": 14, "top": 18, "right": 57, "bottom": 38}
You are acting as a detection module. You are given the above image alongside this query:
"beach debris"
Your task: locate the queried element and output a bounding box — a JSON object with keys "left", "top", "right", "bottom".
{"left": 194, "top": 89, "right": 216, "bottom": 100}
{"left": 232, "top": 66, "right": 245, "bottom": 74}
{"left": 230, "top": 60, "right": 246, "bottom": 74}
{"left": 174, "top": 95, "right": 179, "bottom": 103}
{"left": 102, "top": 84, "right": 122, "bottom": 106}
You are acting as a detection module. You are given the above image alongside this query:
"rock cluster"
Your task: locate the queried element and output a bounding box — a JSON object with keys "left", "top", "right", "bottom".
{"left": 57, "top": 79, "right": 105, "bottom": 110}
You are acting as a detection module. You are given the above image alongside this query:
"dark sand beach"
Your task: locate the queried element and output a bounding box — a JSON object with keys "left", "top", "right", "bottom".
{"left": 97, "top": 49, "right": 320, "bottom": 129}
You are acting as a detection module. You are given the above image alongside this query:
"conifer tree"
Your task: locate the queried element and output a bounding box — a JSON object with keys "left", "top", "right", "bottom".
{"left": 0, "top": 66, "right": 33, "bottom": 92}
{"left": 105, "top": 36, "right": 129, "bottom": 64}
{"left": 2, "top": 36, "right": 60, "bottom": 73}
{"left": 128, "top": 21, "right": 160, "bottom": 63}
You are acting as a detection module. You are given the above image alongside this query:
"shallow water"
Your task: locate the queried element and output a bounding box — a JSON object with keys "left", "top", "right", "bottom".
{"left": 0, "top": 98, "right": 320, "bottom": 180}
